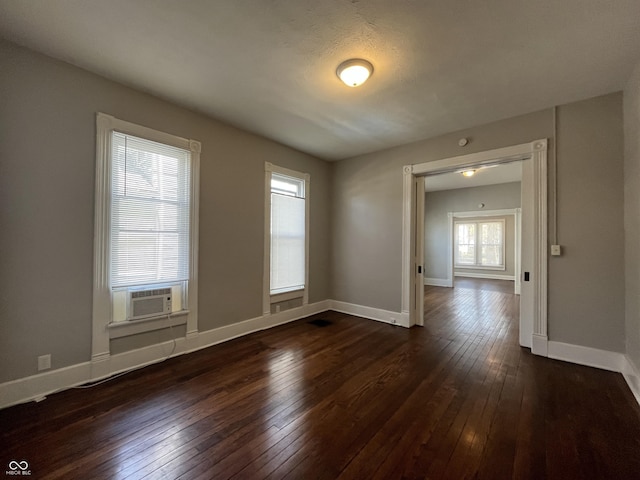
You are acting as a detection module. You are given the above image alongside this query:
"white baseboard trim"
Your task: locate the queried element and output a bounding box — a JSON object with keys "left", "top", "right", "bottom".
{"left": 5, "top": 302, "right": 639, "bottom": 411}
{"left": 424, "top": 277, "right": 452, "bottom": 287}
{"left": 329, "top": 300, "right": 409, "bottom": 328}
{"left": 0, "top": 300, "right": 331, "bottom": 410}
{"left": 622, "top": 355, "right": 640, "bottom": 406}
{"left": 547, "top": 341, "right": 626, "bottom": 372}
{"left": 0, "top": 362, "right": 93, "bottom": 409}
{"left": 193, "top": 300, "right": 331, "bottom": 350}
{"left": 454, "top": 272, "right": 515, "bottom": 281}
{"left": 541, "top": 340, "right": 640, "bottom": 407}
{"left": 531, "top": 334, "right": 548, "bottom": 356}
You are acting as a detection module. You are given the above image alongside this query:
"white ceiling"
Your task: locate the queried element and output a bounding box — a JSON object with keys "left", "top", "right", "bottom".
{"left": 425, "top": 162, "right": 522, "bottom": 192}
{"left": 1, "top": 1, "right": 639, "bottom": 161}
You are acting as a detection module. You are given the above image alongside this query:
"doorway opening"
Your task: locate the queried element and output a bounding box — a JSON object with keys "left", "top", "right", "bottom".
{"left": 401, "top": 140, "right": 548, "bottom": 355}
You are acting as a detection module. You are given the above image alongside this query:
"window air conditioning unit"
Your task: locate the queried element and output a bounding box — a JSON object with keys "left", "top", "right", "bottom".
{"left": 129, "top": 287, "right": 172, "bottom": 320}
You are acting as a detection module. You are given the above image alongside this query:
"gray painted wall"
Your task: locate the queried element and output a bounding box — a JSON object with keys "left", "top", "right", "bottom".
{"left": 624, "top": 61, "right": 640, "bottom": 371}
{"left": 424, "top": 182, "right": 521, "bottom": 280}
{"left": 332, "top": 93, "right": 625, "bottom": 353}
{"left": 331, "top": 109, "right": 552, "bottom": 309}
{"left": 0, "top": 41, "right": 332, "bottom": 383}
{"left": 550, "top": 94, "right": 625, "bottom": 351}
{"left": 0, "top": 37, "right": 631, "bottom": 386}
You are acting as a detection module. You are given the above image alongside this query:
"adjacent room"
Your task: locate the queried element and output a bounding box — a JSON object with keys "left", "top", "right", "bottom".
{"left": 422, "top": 164, "right": 523, "bottom": 348}
{"left": 1, "top": 1, "right": 640, "bottom": 478}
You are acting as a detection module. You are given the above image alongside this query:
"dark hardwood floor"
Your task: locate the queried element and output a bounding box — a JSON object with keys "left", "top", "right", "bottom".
{"left": 2, "top": 282, "right": 640, "bottom": 479}
{"left": 453, "top": 277, "right": 516, "bottom": 294}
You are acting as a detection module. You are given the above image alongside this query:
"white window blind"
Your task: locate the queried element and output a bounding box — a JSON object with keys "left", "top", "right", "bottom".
{"left": 110, "top": 132, "right": 191, "bottom": 288}
{"left": 270, "top": 173, "right": 305, "bottom": 295}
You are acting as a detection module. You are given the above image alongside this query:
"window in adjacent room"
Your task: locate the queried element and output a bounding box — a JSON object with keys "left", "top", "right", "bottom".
{"left": 93, "top": 113, "right": 200, "bottom": 339}
{"left": 454, "top": 219, "right": 505, "bottom": 269}
{"left": 264, "top": 163, "right": 309, "bottom": 311}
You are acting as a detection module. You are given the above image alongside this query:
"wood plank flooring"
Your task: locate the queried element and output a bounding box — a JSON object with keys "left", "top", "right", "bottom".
{"left": 2, "top": 280, "right": 640, "bottom": 479}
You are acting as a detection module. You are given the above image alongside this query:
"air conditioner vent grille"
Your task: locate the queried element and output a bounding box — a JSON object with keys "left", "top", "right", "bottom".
{"left": 131, "top": 287, "right": 171, "bottom": 299}
{"left": 129, "top": 287, "right": 172, "bottom": 320}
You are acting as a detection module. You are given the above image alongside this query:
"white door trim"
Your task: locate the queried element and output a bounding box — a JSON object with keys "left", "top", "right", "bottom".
{"left": 414, "top": 177, "right": 425, "bottom": 326}
{"left": 403, "top": 139, "right": 548, "bottom": 354}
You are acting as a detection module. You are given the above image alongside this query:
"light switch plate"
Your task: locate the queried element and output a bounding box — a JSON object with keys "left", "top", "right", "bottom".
{"left": 551, "top": 244, "right": 562, "bottom": 256}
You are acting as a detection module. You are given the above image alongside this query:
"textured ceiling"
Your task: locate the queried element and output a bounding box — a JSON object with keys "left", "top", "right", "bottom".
{"left": 1, "top": 0, "right": 639, "bottom": 160}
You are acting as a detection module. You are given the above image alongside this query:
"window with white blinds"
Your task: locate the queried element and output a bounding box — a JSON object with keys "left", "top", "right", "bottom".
{"left": 270, "top": 172, "right": 306, "bottom": 295}
{"left": 110, "top": 132, "right": 191, "bottom": 288}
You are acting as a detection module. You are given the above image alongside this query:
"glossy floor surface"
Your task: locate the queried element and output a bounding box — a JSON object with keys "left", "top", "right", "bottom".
{"left": 2, "top": 279, "right": 640, "bottom": 479}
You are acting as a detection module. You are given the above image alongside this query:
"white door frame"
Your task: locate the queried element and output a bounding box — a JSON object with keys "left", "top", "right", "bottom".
{"left": 402, "top": 139, "right": 548, "bottom": 355}
{"left": 414, "top": 177, "right": 425, "bottom": 326}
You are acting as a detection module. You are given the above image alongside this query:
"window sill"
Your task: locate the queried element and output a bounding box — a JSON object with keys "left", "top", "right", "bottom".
{"left": 108, "top": 310, "right": 189, "bottom": 339}
{"left": 270, "top": 288, "right": 305, "bottom": 303}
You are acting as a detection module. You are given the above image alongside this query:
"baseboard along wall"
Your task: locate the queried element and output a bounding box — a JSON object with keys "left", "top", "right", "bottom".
{"left": 454, "top": 272, "right": 516, "bottom": 281}
{"left": 424, "top": 278, "right": 452, "bottom": 287}
{"left": 622, "top": 356, "right": 640, "bottom": 407}
{"left": 0, "top": 300, "right": 330, "bottom": 409}
{"left": 547, "top": 340, "right": 640, "bottom": 407}
{"left": 2, "top": 303, "right": 639, "bottom": 410}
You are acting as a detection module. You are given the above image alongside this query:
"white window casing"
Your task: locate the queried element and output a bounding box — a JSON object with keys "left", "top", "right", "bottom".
{"left": 263, "top": 163, "right": 310, "bottom": 314}
{"left": 92, "top": 113, "right": 200, "bottom": 358}
{"left": 454, "top": 219, "right": 506, "bottom": 270}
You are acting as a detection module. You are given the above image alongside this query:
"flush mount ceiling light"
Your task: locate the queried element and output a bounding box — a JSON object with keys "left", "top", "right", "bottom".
{"left": 461, "top": 170, "right": 476, "bottom": 177}
{"left": 336, "top": 59, "right": 373, "bottom": 87}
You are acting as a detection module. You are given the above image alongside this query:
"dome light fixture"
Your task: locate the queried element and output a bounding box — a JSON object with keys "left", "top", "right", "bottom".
{"left": 337, "top": 59, "right": 373, "bottom": 87}
{"left": 461, "top": 170, "right": 476, "bottom": 177}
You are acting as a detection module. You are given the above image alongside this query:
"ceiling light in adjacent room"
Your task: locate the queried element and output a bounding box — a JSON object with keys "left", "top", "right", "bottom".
{"left": 337, "top": 59, "right": 373, "bottom": 87}
{"left": 461, "top": 170, "right": 476, "bottom": 177}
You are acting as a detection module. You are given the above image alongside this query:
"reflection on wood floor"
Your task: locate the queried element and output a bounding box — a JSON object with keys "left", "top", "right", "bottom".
{"left": 454, "top": 276, "right": 515, "bottom": 293}
{"left": 1, "top": 282, "right": 640, "bottom": 478}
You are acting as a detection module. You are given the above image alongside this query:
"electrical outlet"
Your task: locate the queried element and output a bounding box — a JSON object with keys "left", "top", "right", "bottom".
{"left": 551, "top": 244, "right": 562, "bottom": 256}
{"left": 275, "top": 304, "right": 281, "bottom": 313}
{"left": 38, "top": 354, "right": 51, "bottom": 371}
